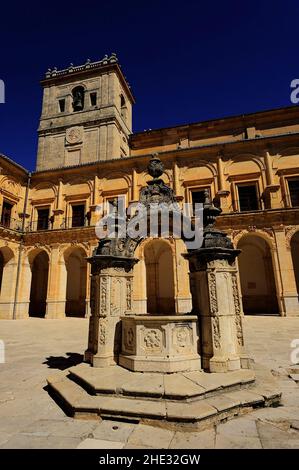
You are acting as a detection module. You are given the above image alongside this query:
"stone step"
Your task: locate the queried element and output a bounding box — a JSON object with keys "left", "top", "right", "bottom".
{"left": 289, "top": 374, "right": 299, "bottom": 383}
{"left": 288, "top": 365, "right": 299, "bottom": 375}
{"left": 47, "top": 371, "right": 281, "bottom": 427}
{"left": 68, "top": 363, "right": 256, "bottom": 401}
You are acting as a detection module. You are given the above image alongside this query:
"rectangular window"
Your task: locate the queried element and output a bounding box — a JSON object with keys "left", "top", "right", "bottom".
{"left": 90, "top": 92, "right": 97, "bottom": 106}
{"left": 59, "top": 99, "right": 65, "bottom": 112}
{"left": 37, "top": 208, "right": 50, "bottom": 231}
{"left": 191, "top": 189, "right": 209, "bottom": 216}
{"left": 1, "top": 201, "right": 13, "bottom": 227}
{"left": 288, "top": 178, "right": 299, "bottom": 207}
{"left": 237, "top": 183, "right": 259, "bottom": 211}
{"left": 72, "top": 204, "right": 85, "bottom": 228}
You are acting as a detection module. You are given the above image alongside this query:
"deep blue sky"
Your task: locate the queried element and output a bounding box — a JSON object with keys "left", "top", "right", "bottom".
{"left": 0, "top": 0, "right": 298, "bottom": 171}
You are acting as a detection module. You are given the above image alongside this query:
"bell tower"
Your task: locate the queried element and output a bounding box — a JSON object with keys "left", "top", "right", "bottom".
{"left": 36, "top": 54, "right": 134, "bottom": 171}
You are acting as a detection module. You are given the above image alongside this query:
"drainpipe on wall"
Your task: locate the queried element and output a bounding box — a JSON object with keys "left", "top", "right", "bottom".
{"left": 12, "top": 172, "right": 31, "bottom": 320}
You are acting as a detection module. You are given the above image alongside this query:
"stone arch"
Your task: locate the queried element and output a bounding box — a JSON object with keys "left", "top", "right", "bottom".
{"left": 0, "top": 176, "right": 21, "bottom": 197}
{"left": 224, "top": 154, "right": 265, "bottom": 175}
{"left": 291, "top": 231, "right": 299, "bottom": 296}
{"left": 28, "top": 249, "right": 50, "bottom": 318}
{"left": 136, "top": 236, "right": 175, "bottom": 260}
{"left": 67, "top": 177, "right": 93, "bottom": 192}
{"left": 233, "top": 228, "right": 275, "bottom": 250}
{"left": 101, "top": 170, "right": 131, "bottom": 188}
{"left": 275, "top": 146, "right": 299, "bottom": 158}
{"left": 0, "top": 245, "right": 14, "bottom": 281}
{"left": 27, "top": 245, "right": 51, "bottom": 261}
{"left": 63, "top": 246, "right": 87, "bottom": 317}
{"left": 181, "top": 160, "right": 217, "bottom": 178}
{"left": 143, "top": 238, "right": 175, "bottom": 315}
{"left": 62, "top": 244, "right": 88, "bottom": 262}
{"left": 31, "top": 181, "right": 57, "bottom": 197}
{"left": 120, "top": 93, "right": 127, "bottom": 121}
{"left": 274, "top": 147, "right": 299, "bottom": 172}
{"left": 237, "top": 233, "right": 279, "bottom": 314}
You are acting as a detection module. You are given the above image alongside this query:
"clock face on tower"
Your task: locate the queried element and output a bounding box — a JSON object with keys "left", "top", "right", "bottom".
{"left": 66, "top": 126, "right": 83, "bottom": 144}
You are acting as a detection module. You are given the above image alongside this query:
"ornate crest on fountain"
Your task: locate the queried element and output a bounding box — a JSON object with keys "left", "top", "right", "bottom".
{"left": 139, "top": 154, "right": 177, "bottom": 207}
{"left": 147, "top": 153, "right": 164, "bottom": 178}
{"left": 94, "top": 237, "right": 139, "bottom": 260}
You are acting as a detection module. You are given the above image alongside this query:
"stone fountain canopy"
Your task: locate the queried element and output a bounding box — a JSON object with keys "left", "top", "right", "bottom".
{"left": 84, "top": 154, "right": 250, "bottom": 374}
{"left": 47, "top": 154, "right": 282, "bottom": 427}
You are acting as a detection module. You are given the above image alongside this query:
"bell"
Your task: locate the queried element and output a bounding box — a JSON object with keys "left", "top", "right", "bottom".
{"left": 72, "top": 88, "right": 84, "bottom": 111}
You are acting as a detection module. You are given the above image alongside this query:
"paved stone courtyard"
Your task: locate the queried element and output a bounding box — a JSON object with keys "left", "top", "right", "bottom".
{"left": 0, "top": 316, "right": 298, "bottom": 449}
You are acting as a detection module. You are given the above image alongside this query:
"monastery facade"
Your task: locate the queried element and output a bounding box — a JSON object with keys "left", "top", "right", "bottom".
{"left": 0, "top": 54, "right": 298, "bottom": 319}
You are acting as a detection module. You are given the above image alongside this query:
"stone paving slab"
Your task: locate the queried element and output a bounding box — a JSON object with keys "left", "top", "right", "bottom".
{"left": 169, "top": 428, "right": 215, "bottom": 449}
{"left": 0, "top": 432, "right": 14, "bottom": 447}
{"left": 216, "top": 415, "right": 260, "bottom": 438}
{"left": 124, "top": 444, "right": 156, "bottom": 449}
{"left": 250, "top": 406, "right": 299, "bottom": 422}
{"left": 127, "top": 424, "right": 174, "bottom": 449}
{"left": 205, "top": 394, "right": 240, "bottom": 412}
{"left": 77, "top": 438, "right": 125, "bottom": 449}
{"left": 182, "top": 369, "right": 255, "bottom": 392}
{"left": 215, "top": 435, "right": 263, "bottom": 449}
{"left": 163, "top": 374, "right": 205, "bottom": 399}
{"left": 291, "top": 420, "right": 299, "bottom": 430}
{"left": 165, "top": 400, "right": 217, "bottom": 422}
{"left": 250, "top": 386, "right": 282, "bottom": 401}
{"left": 256, "top": 421, "right": 299, "bottom": 449}
{"left": 225, "top": 389, "right": 265, "bottom": 406}
{"left": 69, "top": 364, "right": 131, "bottom": 393}
{"left": 19, "top": 418, "right": 98, "bottom": 438}
{"left": 92, "top": 420, "right": 135, "bottom": 442}
{"left": 1, "top": 434, "right": 81, "bottom": 449}
{"left": 121, "top": 373, "right": 164, "bottom": 398}
{"left": 288, "top": 365, "right": 299, "bottom": 374}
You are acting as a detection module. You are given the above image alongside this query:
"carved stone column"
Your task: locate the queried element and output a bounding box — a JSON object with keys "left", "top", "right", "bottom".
{"left": 45, "top": 244, "right": 66, "bottom": 319}
{"left": 185, "top": 194, "right": 251, "bottom": 373}
{"left": 188, "top": 250, "right": 250, "bottom": 372}
{"left": 84, "top": 254, "right": 138, "bottom": 367}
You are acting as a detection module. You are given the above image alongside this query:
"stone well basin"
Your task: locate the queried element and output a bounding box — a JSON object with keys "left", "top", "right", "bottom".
{"left": 119, "top": 315, "right": 201, "bottom": 373}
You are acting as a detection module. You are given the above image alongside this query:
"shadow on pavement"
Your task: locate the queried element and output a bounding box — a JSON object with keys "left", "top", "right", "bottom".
{"left": 43, "top": 352, "right": 84, "bottom": 370}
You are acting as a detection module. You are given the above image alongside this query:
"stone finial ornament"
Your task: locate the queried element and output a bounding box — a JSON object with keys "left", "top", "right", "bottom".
{"left": 139, "top": 154, "right": 177, "bottom": 207}
{"left": 147, "top": 153, "right": 164, "bottom": 179}
{"left": 202, "top": 189, "right": 222, "bottom": 229}
{"left": 109, "top": 53, "right": 118, "bottom": 63}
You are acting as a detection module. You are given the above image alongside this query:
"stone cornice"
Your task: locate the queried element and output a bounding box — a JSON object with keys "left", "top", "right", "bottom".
{"left": 23, "top": 226, "right": 98, "bottom": 245}
{"left": 0, "top": 226, "right": 23, "bottom": 243}
{"left": 41, "top": 59, "right": 135, "bottom": 104}
{"left": 31, "top": 129, "right": 299, "bottom": 180}
{"left": 130, "top": 105, "right": 299, "bottom": 147}
{"left": 216, "top": 208, "right": 299, "bottom": 230}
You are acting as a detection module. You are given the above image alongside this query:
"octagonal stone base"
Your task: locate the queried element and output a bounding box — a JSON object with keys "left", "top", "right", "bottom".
{"left": 119, "top": 315, "right": 201, "bottom": 373}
